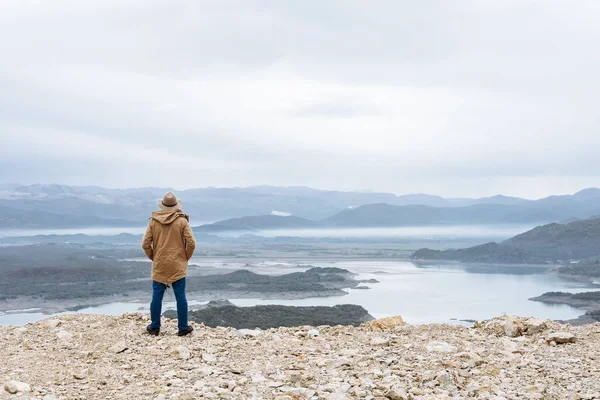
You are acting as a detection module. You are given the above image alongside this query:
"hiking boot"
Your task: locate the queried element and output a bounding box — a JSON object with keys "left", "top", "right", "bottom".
{"left": 177, "top": 326, "right": 194, "bottom": 337}
{"left": 146, "top": 324, "right": 160, "bottom": 336}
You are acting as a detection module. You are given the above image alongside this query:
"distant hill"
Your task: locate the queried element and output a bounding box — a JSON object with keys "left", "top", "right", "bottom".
{"left": 448, "top": 195, "right": 533, "bottom": 207}
{"left": 412, "top": 217, "right": 600, "bottom": 264}
{"left": 3, "top": 183, "right": 600, "bottom": 229}
{"left": 411, "top": 243, "right": 543, "bottom": 264}
{"left": 197, "top": 196, "right": 600, "bottom": 232}
{"left": 473, "top": 195, "right": 533, "bottom": 206}
{"left": 323, "top": 203, "right": 561, "bottom": 227}
{"left": 194, "top": 215, "right": 317, "bottom": 233}
{"left": 0, "top": 207, "right": 140, "bottom": 229}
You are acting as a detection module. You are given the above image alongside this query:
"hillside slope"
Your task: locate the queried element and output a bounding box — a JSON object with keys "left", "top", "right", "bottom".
{"left": 323, "top": 203, "right": 561, "bottom": 227}
{"left": 412, "top": 217, "right": 600, "bottom": 263}
{"left": 0, "top": 207, "right": 141, "bottom": 229}
{"left": 1, "top": 314, "right": 599, "bottom": 399}
{"left": 194, "top": 215, "right": 317, "bottom": 232}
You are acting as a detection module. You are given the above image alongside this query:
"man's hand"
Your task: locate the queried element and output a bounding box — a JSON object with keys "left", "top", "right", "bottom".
{"left": 142, "top": 221, "right": 154, "bottom": 261}
{"left": 182, "top": 221, "right": 196, "bottom": 260}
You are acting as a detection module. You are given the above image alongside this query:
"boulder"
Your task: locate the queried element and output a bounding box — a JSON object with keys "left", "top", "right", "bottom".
{"left": 524, "top": 318, "right": 548, "bottom": 335}
{"left": 545, "top": 332, "right": 577, "bottom": 344}
{"left": 504, "top": 316, "right": 524, "bottom": 337}
{"left": 362, "top": 316, "right": 405, "bottom": 330}
{"left": 4, "top": 380, "right": 31, "bottom": 394}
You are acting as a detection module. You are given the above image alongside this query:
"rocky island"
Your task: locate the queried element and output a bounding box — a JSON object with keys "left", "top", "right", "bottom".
{"left": 165, "top": 301, "right": 374, "bottom": 329}
{"left": 2, "top": 314, "right": 600, "bottom": 399}
{"left": 0, "top": 247, "right": 372, "bottom": 313}
{"left": 530, "top": 291, "right": 600, "bottom": 325}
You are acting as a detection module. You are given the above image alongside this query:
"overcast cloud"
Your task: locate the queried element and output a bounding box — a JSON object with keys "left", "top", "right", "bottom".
{"left": 1, "top": 0, "right": 599, "bottom": 198}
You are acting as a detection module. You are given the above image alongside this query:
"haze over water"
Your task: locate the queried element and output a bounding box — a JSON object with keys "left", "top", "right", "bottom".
{"left": 0, "top": 224, "right": 534, "bottom": 240}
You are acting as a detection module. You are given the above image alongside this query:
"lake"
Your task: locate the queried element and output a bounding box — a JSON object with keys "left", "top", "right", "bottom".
{"left": 1, "top": 259, "right": 593, "bottom": 326}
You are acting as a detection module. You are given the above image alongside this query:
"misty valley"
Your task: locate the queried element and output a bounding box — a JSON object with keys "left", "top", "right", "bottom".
{"left": 1, "top": 184, "right": 600, "bottom": 328}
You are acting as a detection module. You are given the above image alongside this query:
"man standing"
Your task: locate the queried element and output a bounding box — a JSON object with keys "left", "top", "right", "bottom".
{"left": 142, "top": 191, "right": 196, "bottom": 336}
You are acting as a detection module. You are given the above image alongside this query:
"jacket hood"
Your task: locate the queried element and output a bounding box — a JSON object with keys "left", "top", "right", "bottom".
{"left": 151, "top": 209, "right": 187, "bottom": 225}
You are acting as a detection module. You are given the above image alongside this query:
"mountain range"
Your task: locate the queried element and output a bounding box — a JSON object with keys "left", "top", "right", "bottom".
{"left": 1, "top": 183, "right": 600, "bottom": 229}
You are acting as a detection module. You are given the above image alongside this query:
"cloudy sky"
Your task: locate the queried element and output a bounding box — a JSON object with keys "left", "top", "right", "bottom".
{"left": 1, "top": 0, "right": 599, "bottom": 198}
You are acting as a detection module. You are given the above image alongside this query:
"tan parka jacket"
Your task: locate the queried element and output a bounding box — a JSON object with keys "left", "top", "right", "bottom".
{"left": 142, "top": 209, "right": 196, "bottom": 285}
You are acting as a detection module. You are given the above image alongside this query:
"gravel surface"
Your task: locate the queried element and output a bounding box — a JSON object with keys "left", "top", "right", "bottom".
{"left": 1, "top": 313, "right": 600, "bottom": 399}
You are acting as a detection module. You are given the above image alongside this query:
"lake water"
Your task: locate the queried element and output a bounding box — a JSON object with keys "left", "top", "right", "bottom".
{"left": 1, "top": 259, "right": 594, "bottom": 326}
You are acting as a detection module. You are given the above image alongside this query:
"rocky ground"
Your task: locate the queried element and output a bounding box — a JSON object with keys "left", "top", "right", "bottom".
{"left": 2, "top": 314, "right": 600, "bottom": 400}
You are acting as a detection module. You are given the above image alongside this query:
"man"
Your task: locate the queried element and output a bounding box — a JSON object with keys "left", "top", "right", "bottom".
{"left": 142, "top": 191, "right": 196, "bottom": 336}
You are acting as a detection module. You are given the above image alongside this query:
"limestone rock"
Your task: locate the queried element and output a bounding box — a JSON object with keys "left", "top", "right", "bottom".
{"left": 55, "top": 329, "right": 73, "bottom": 341}
{"left": 546, "top": 332, "right": 576, "bottom": 344}
{"left": 4, "top": 380, "right": 31, "bottom": 394}
{"left": 236, "top": 329, "right": 262, "bottom": 338}
{"left": 171, "top": 345, "right": 191, "bottom": 359}
{"left": 251, "top": 373, "right": 267, "bottom": 383}
{"left": 386, "top": 385, "right": 409, "bottom": 399}
{"left": 524, "top": 318, "right": 547, "bottom": 335}
{"left": 202, "top": 352, "right": 218, "bottom": 362}
{"left": 370, "top": 337, "right": 391, "bottom": 346}
{"left": 40, "top": 319, "right": 62, "bottom": 329}
{"left": 282, "top": 387, "right": 316, "bottom": 398}
{"left": 504, "top": 316, "right": 524, "bottom": 337}
{"left": 436, "top": 371, "right": 455, "bottom": 387}
{"left": 362, "top": 316, "right": 405, "bottom": 330}
{"left": 426, "top": 341, "right": 457, "bottom": 353}
{"left": 287, "top": 371, "right": 302, "bottom": 383}
{"left": 108, "top": 341, "right": 128, "bottom": 354}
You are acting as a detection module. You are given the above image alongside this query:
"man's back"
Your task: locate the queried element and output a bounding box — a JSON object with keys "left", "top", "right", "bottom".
{"left": 142, "top": 209, "right": 196, "bottom": 285}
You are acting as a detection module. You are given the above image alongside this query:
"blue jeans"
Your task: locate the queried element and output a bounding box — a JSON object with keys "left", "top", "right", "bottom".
{"left": 150, "top": 278, "right": 188, "bottom": 331}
